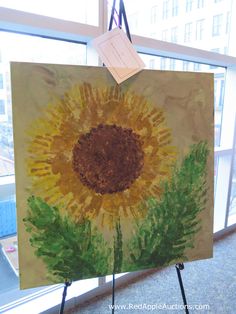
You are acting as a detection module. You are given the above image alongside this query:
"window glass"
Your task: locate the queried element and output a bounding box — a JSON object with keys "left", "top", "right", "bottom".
{"left": 214, "top": 156, "right": 219, "bottom": 198}
{"left": 0, "top": 74, "right": 3, "bottom": 89}
{"left": 139, "top": 53, "right": 225, "bottom": 148}
{"left": 0, "top": 31, "right": 86, "bottom": 177}
{"left": 172, "top": 0, "right": 179, "bottom": 17}
{"left": 212, "top": 14, "right": 223, "bottom": 37}
{"left": 0, "top": 0, "right": 99, "bottom": 26}
{"left": 228, "top": 155, "right": 236, "bottom": 226}
{"left": 124, "top": 0, "right": 234, "bottom": 56}
{"left": 0, "top": 31, "right": 87, "bottom": 309}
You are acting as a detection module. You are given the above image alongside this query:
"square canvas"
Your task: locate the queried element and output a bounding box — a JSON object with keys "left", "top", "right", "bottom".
{"left": 11, "top": 62, "right": 214, "bottom": 289}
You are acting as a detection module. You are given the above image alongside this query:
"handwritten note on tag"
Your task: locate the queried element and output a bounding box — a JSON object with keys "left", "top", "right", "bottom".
{"left": 92, "top": 27, "right": 145, "bottom": 84}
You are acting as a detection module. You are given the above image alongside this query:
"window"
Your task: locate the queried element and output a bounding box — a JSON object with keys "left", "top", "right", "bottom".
{"left": 183, "top": 61, "right": 190, "bottom": 71}
{"left": 0, "top": 0, "right": 99, "bottom": 25}
{"left": 219, "top": 80, "right": 225, "bottom": 108}
{"left": 149, "top": 59, "right": 155, "bottom": 69}
{"left": 0, "top": 74, "right": 3, "bottom": 89}
{"left": 172, "top": 0, "right": 179, "bottom": 16}
{"left": 197, "top": 0, "right": 204, "bottom": 8}
{"left": 196, "top": 19, "right": 204, "bottom": 40}
{"left": 151, "top": 6, "right": 158, "bottom": 24}
{"left": 1, "top": 1, "right": 236, "bottom": 312}
{"left": 186, "top": 0, "right": 194, "bottom": 12}
{"left": 226, "top": 12, "right": 230, "bottom": 34}
{"left": 194, "top": 63, "right": 201, "bottom": 71}
{"left": 162, "top": 29, "right": 169, "bottom": 41}
{"left": 184, "top": 22, "right": 193, "bottom": 42}
{"left": 171, "top": 26, "right": 178, "bottom": 43}
{"left": 169, "top": 58, "right": 176, "bottom": 70}
{"left": 125, "top": 0, "right": 233, "bottom": 54}
{"left": 162, "top": 0, "right": 170, "bottom": 20}
{"left": 212, "top": 14, "right": 223, "bottom": 36}
{"left": 229, "top": 157, "right": 236, "bottom": 226}
{"left": 215, "top": 0, "right": 223, "bottom": 2}
{"left": 160, "top": 57, "right": 167, "bottom": 69}
{"left": 0, "top": 99, "right": 5, "bottom": 114}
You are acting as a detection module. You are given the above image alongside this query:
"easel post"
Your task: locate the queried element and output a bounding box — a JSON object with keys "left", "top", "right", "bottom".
{"left": 59, "top": 281, "right": 72, "bottom": 314}
{"left": 108, "top": 1, "right": 131, "bottom": 313}
{"left": 175, "top": 263, "right": 189, "bottom": 314}
{"left": 112, "top": 273, "right": 115, "bottom": 314}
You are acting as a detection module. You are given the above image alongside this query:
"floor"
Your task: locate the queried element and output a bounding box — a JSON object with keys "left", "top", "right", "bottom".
{"left": 66, "top": 231, "right": 236, "bottom": 314}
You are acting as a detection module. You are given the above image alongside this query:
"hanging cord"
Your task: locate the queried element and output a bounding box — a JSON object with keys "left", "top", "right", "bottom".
{"left": 108, "top": 0, "right": 132, "bottom": 43}
{"left": 109, "top": 0, "right": 117, "bottom": 30}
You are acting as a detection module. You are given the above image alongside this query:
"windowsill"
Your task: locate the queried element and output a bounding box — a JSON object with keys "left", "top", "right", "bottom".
{"left": 0, "top": 175, "right": 15, "bottom": 186}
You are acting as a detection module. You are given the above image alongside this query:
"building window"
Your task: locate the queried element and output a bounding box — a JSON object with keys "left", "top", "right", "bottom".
{"left": 0, "top": 74, "right": 3, "bottom": 89}
{"left": 150, "top": 6, "right": 158, "bottom": 24}
{"left": 226, "top": 12, "right": 230, "bottom": 34}
{"left": 219, "top": 80, "right": 225, "bottom": 108}
{"left": 194, "top": 63, "right": 201, "bottom": 71}
{"left": 197, "top": 0, "right": 204, "bottom": 8}
{"left": 183, "top": 61, "right": 190, "bottom": 71}
{"left": 186, "top": 0, "right": 193, "bottom": 12}
{"left": 171, "top": 26, "right": 178, "bottom": 43}
{"left": 196, "top": 19, "right": 204, "bottom": 40}
{"left": 162, "top": 0, "right": 170, "bottom": 20}
{"left": 184, "top": 22, "right": 193, "bottom": 42}
{"left": 215, "top": 0, "right": 223, "bottom": 3}
{"left": 212, "top": 14, "right": 223, "bottom": 36}
{"left": 169, "top": 59, "right": 176, "bottom": 70}
{"left": 162, "top": 29, "right": 168, "bottom": 41}
{"left": 0, "top": 99, "right": 5, "bottom": 115}
{"left": 149, "top": 59, "right": 155, "bottom": 69}
{"left": 160, "top": 57, "right": 167, "bottom": 70}
{"left": 172, "top": 0, "right": 178, "bottom": 17}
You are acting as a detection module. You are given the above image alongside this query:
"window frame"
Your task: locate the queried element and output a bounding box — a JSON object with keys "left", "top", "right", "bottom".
{"left": 212, "top": 14, "right": 223, "bottom": 37}
{"left": 172, "top": 0, "right": 179, "bottom": 17}
{"left": 184, "top": 22, "right": 193, "bottom": 42}
{"left": 196, "top": 18, "right": 204, "bottom": 40}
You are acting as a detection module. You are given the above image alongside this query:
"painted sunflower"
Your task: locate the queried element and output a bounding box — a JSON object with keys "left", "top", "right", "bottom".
{"left": 27, "top": 83, "right": 177, "bottom": 226}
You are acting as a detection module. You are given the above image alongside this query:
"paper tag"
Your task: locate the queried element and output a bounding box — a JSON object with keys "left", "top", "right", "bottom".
{"left": 92, "top": 27, "right": 145, "bottom": 84}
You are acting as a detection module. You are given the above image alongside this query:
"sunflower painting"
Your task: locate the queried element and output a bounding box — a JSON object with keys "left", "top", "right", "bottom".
{"left": 11, "top": 62, "right": 214, "bottom": 289}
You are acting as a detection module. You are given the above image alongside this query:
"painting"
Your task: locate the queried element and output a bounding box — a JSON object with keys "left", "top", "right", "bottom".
{"left": 11, "top": 62, "right": 214, "bottom": 289}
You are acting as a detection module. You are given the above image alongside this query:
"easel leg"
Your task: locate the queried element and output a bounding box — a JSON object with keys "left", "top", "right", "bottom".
{"left": 112, "top": 273, "right": 115, "bottom": 314}
{"left": 175, "top": 263, "right": 189, "bottom": 314}
{"left": 59, "top": 281, "right": 72, "bottom": 314}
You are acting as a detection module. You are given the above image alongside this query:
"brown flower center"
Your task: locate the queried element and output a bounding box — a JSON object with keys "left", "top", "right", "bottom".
{"left": 72, "top": 124, "right": 144, "bottom": 194}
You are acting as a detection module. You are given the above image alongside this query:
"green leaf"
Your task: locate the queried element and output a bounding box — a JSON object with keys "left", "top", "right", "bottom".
{"left": 127, "top": 141, "right": 209, "bottom": 270}
{"left": 24, "top": 196, "right": 112, "bottom": 282}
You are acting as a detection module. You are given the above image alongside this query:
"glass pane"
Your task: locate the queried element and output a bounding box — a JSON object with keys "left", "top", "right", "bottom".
{"left": 228, "top": 154, "right": 236, "bottom": 226}
{"left": 139, "top": 53, "right": 225, "bottom": 148}
{"left": 214, "top": 156, "right": 219, "bottom": 198}
{"left": 0, "top": 0, "right": 99, "bottom": 26}
{"left": 120, "top": 0, "right": 234, "bottom": 56}
{"left": 0, "top": 31, "right": 86, "bottom": 310}
{"left": 0, "top": 31, "right": 86, "bottom": 177}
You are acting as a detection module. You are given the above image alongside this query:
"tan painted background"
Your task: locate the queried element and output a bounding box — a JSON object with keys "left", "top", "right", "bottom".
{"left": 11, "top": 62, "right": 214, "bottom": 289}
